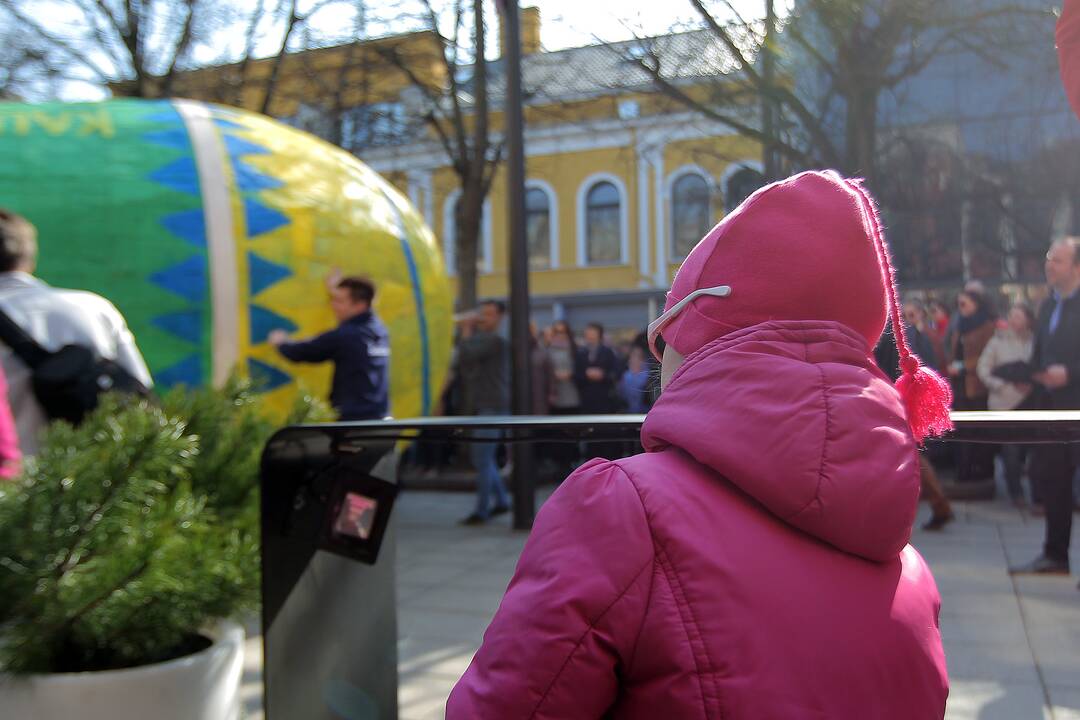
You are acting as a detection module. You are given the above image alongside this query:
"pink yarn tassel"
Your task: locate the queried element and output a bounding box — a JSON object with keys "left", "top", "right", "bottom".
{"left": 847, "top": 178, "right": 954, "bottom": 445}
{"left": 895, "top": 356, "right": 953, "bottom": 444}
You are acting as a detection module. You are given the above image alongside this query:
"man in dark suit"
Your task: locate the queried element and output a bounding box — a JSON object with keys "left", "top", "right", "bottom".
{"left": 575, "top": 322, "right": 618, "bottom": 414}
{"left": 1010, "top": 238, "right": 1080, "bottom": 583}
{"left": 575, "top": 322, "right": 621, "bottom": 459}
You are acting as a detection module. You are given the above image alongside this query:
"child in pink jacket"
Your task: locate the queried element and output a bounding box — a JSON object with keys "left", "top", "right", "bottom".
{"left": 447, "top": 171, "right": 951, "bottom": 719}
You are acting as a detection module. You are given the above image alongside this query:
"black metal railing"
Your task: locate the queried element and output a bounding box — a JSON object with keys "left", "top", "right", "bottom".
{"left": 267, "top": 411, "right": 1080, "bottom": 531}
{"left": 269, "top": 411, "right": 1080, "bottom": 447}
{"left": 257, "top": 411, "right": 1080, "bottom": 720}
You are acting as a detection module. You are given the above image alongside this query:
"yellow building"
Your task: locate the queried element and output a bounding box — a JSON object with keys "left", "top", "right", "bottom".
{"left": 160, "top": 9, "right": 764, "bottom": 337}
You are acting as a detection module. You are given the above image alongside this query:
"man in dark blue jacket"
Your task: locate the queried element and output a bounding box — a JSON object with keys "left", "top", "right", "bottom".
{"left": 269, "top": 275, "right": 390, "bottom": 421}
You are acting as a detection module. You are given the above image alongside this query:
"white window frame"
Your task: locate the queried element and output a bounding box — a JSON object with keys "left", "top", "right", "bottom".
{"left": 576, "top": 172, "right": 630, "bottom": 267}
{"left": 719, "top": 160, "right": 766, "bottom": 211}
{"left": 524, "top": 179, "right": 560, "bottom": 270}
{"left": 666, "top": 164, "right": 716, "bottom": 261}
{"left": 442, "top": 189, "right": 493, "bottom": 275}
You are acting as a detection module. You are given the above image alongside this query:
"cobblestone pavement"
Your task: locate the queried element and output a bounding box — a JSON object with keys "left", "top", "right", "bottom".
{"left": 245, "top": 488, "right": 1080, "bottom": 720}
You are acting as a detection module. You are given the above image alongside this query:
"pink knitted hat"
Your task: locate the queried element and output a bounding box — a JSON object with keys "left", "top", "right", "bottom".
{"left": 659, "top": 170, "right": 952, "bottom": 442}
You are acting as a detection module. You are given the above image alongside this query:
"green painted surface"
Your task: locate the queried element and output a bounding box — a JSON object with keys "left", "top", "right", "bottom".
{"left": 0, "top": 100, "right": 211, "bottom": 383}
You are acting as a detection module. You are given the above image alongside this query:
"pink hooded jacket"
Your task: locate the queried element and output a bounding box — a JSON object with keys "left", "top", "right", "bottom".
{"left": 448, "top": 170, "right": 949, "bottom": 719}
{"left": 447, "top": 320, "right": 948, "bottom": 718}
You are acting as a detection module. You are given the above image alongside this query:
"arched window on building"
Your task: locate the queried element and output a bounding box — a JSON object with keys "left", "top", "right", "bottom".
{"left": 584, "top": 181, "right": 622, "bottom": 265}
{"left": 724, "top": 167, "right": 766, "bottom": 212}
{"left": 525, "top": 185, "right": 553, "bottom": 270}
{"left": 670, "top": 172, "right": 711, "bottom": 259}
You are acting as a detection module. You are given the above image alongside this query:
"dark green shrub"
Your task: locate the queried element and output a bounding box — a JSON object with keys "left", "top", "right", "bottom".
{"left": 0, "top": 379, "right": 331, "bottom": 673}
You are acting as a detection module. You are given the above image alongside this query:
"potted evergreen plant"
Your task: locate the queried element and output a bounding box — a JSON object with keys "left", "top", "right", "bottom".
{"left": 0, "top": 379, "right": 330, "bottom": 720}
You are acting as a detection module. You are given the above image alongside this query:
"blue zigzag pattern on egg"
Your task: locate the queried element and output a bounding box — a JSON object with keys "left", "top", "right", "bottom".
{"left": 142, "top": 128, "right": 192, "bottom": 151}
{"left": 159, "top": 209, "right": 207, "bottom": 248}
{"left": 243, "top": 198, "right": 290, "bottom": 237}
{"left": 147, "top": 157, "right": 201, "bottom": 196}
{"left": 249, "top": 252, "right": 292, "bottom": 297}
{"left": 155, "top": 355, "right": 203, "bottom": 389}
{"left": 248, "top": 358, "right": 292, "bottom": 392}
{"left": 249, "top": 305, "right": 297, "bottom": 345}
{"left": 216, "top": 118, "right": 298, "bottom": 389}
{"left": 151, "top": 310, "right": 203, "bottom": 344}
{"left": 233, "top": 162, "right": 284, "bottom": 192}
{"left": 142, "top": 103, "right": 208, "bottom": 388}
{"left": 140, "top": 100, "right": 187, "bottom": 126}
{"left": 223, "top": 135, "right": 271, "bottom": 156}
{"left": 149, "top": 255, "right": 208, "bottom": 303}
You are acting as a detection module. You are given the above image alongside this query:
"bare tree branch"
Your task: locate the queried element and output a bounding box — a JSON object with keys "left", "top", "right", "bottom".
{"left": 260, "top": 0, "right": 301, "bottom": 115}
{"left": 160, "top": 0, "right": 197, "bottom": 96}
{"left": 426, "top": 112, "right": 462, "bottom": 172}
{"left": 121, "top": 0, "right": 145, "bottom": 94}
{"left": 422, "top": 0, "right": 469, "bottom": 159}
{"left": 783, "top": 21, "right": 836, "bottom": 79}
{"left": 481, "top": 140, "right": 505, "bottom": 195}
{"left": 375, "top": 0, "right": 502, "bottom": 309}
{"left": 0, "top": 1, "right": 115, "bottom": 82}
{"left": 622, "top": 0, "right": 1053, "bottom": 181}
{"left": 470, "top": 0, "right": 489, "bottom": 178}
{"left": 686, "top": 0, "right": 842, "bottom": 165}
{"left": 633, "top": 51, "right": 817, "bottom": 167}
{"left": 233, "top": 0, "right": 269, "bottom": 104}
{"left": 377, "top": 43, "right": 465, "bottom": 170}
{"left": 687, "top": 0, "right": 764, "bottom": 87}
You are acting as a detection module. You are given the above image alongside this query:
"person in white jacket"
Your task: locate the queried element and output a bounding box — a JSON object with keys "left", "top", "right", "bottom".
{"left": 0, "top": 209, "right": 153, "bottom": 455}
{"left": 977, "top": 303, "right": 1036, "bottom": 505}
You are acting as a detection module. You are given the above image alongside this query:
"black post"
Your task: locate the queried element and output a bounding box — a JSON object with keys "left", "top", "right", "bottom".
{"left": 498, "top": 0, "right": 535, "bottom": 530}
{"left": 762, "top": 0, "right": 779, "bottom": 181}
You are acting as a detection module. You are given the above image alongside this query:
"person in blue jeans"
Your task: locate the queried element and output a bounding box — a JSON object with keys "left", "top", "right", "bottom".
{"left": 454, "top": 301, "right": 511, "bottom": 525}
{"left": 467, "top": 411, "right": 509, "bottom": 524}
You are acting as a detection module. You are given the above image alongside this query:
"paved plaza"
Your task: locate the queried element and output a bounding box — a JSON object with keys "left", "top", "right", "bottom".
{"left": 244, "top": 488, "right": 1080, "bottom": 720}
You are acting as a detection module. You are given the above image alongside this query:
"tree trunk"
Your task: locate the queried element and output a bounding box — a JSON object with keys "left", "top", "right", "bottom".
{"left": 454, "top": 180, "right": 485, "bottom": 312}
{"left": 450, "top": 0, "right": 490, "bottom": 313}
{"left": 261, "top": 0, "right": 301, "bottom": 116}
{"left": 845, "top": 87, "right": 880, "bottom": 184}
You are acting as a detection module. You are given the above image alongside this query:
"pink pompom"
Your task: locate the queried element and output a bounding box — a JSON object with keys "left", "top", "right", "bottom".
{"left": 895, "top": 358, "right": 953, "bottom": 444}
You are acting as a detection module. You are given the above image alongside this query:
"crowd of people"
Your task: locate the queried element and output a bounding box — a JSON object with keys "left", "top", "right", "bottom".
{"left": 529, "top": 320, "right": 658, "bottom": 417}
{"left": 878, "top": 277, "right": 1080, "bottom": 534}
{"left": 407, "top": 308, "right": 668, "bottom": 523}
{"left": 416, "top": 271, "right": 1080, "bottom": 536}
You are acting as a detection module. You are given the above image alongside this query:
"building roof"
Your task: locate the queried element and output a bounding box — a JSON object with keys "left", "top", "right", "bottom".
{"left": 483, "top": 29, "right": 743, "bottom": 107}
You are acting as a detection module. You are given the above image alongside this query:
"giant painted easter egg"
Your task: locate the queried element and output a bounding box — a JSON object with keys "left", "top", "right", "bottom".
{"left": 0, "top": 99, "right": 452, "bottom": 419}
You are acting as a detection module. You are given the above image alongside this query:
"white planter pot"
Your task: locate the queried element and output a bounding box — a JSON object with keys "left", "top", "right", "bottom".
{"left": 0, "top": 620, "right": 245, "bottom": 720}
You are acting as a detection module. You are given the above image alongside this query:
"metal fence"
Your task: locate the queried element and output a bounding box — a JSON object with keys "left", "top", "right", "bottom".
{"left": 257, "top": 411, "right": 1080, "bottom": 720}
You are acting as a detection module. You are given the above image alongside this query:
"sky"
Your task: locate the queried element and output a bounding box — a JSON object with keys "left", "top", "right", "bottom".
{"left": 479, "top": 0, "right": 793, "bottom": 49}
{"left": 205, "top": 0, "right": 792, "bottom": 64}
{"left": 37, "top": 0, "right": 793, "bottom": 100}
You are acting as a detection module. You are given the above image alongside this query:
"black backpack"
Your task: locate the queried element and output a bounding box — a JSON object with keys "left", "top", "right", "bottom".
{"left": 0, "top": 308, "right": 151, "bottom": 425}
